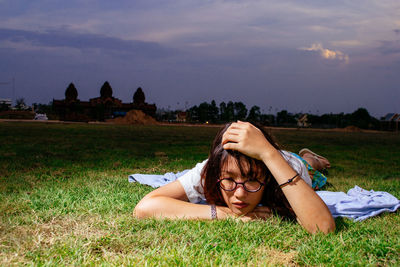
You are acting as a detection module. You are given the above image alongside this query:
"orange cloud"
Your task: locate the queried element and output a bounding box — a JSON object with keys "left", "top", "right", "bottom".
{"left": 300, "top": 43, "right": 349, "bottom": 63}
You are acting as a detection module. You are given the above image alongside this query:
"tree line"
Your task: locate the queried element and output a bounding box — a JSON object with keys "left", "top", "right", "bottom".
{"left": 1, "top": 97, "right": 381, "bottom": 130}
{"left": 157, "top": 100, "right": 380, "bottom": 130}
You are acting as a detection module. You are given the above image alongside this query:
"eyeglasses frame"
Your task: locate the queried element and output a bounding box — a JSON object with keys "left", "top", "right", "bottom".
{"left": 217, "top": 178, "right": 265, "bottom": 193}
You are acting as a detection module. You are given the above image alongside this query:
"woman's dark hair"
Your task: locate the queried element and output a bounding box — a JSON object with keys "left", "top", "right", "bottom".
{"left": 201, "top": 122, "right": 295, "bottom": 219}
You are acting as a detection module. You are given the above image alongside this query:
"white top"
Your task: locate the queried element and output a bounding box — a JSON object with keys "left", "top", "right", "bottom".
{"left": 178, "top": 150, "right": 312, "bottom": 203}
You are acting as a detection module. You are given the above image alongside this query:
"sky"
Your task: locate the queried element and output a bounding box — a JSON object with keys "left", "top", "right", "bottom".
{"left": 0, "top": 0, "right": 399, "bottom": 117}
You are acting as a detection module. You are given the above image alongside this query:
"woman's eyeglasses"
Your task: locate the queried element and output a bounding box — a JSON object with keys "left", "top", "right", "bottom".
{"left": 217, "top": 178, "right": 264, "bottom": 193}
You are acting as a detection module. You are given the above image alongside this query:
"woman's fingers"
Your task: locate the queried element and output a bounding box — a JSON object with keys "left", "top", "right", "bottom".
{"left": 253, "top": 206, "right": 272, "bottom": 218}
{"left": 239, "top": 206, "right": 272, "bottom": 221}
{"left": 222, "top": 123, "right": 249, "bottom": 144}
{"left": 222, "top": 131, "right": 240, "bottom": 144}
{"left": 254, "top": 206, "right": 272, "bottom": 212}
{"left": 222, "top": 127, "right": 247, "bottom": 147}
{"left": 222, "top": 142, "right": 239, "bottom": 150}
{"left": 221, "top": 121, "right": 270, "bottom": 160}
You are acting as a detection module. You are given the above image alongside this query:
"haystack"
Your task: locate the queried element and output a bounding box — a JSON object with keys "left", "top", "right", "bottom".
{"left": 344, "top": 125, "right": 361, "bottom": 132}
{"left": 109, "top": 110, "right": 158, "bottom": 125}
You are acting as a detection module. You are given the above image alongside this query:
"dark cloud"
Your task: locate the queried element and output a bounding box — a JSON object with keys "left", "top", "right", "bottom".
{"left": 1, "top": 0, "right": 400, "bottom": 117}
{"left": 0, "top": 28, "right": 173, "bottom": 58}
{"left": 379, "top": 40, "right": 400, "bottom": 55}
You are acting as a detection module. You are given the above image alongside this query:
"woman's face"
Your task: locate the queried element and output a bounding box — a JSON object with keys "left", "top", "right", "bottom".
{"left": 219, "top": 156, "right": 265, "bottom": 216}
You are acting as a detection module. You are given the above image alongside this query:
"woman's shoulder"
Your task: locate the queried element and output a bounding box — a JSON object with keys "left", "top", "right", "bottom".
{"left": 177, "top": 160, "right": 207, "bottom": 182}
{"left": 177, "top": 159, "right": 208, "bottom": 203}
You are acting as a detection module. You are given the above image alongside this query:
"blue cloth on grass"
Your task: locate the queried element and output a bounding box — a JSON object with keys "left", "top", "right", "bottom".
{"left": 129, "top": 172, "right": 400, "bottom": 221}
{"left": 129, "top": 170, "right": 188, "bottom": 188}
{"left": 316, "top": 186, "right": 400, "bottom": 221}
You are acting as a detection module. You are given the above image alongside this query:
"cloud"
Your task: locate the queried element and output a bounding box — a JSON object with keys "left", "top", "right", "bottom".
{"left": 331, "top": 40, "right": 363, "bottom": 47}
{"left": 379, "top": 40, "right": 400, "bottom": 55}
{"left": 299, "top": 43, "right": 349, "bottom": 62}
{"left": 0, "top": 27, "right": 173, "bottom": 58}
{"left": 394, "top": 29, "right": 400, "bottom": 35}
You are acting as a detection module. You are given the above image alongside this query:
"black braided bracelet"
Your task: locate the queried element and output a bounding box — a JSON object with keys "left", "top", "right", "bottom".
{"left": 279, "top": 173, "right": 299, "bottom": 188}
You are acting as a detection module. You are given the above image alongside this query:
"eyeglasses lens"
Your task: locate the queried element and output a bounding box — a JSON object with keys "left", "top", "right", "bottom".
{"left": 219, "top": 179, "right": 236, "bottom": 191}
{"left": 219, "top": 179, "right": 262, "bottom": 192}
{"left": 245, "top": 180, "right": 262, "bottom": 191}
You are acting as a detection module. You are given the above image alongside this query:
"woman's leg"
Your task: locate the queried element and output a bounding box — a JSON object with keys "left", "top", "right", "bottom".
{"left": 299, "top": 149, "right": 331, "bottom": 171}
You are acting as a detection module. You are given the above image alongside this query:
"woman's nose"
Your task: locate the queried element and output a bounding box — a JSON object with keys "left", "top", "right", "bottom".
{"left": 234, "top": 184, "right": 248, "bottom": 197}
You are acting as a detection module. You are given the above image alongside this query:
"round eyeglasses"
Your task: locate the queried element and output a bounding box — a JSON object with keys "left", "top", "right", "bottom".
{"left": 217, "top": 178, "right": 264, "bottom": 193}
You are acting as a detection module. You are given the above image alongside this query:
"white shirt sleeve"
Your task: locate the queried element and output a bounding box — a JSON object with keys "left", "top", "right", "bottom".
{"left": 178, "top": 160, "right": 208, "bottom": 203}
{"left": 280, "top": 150, "right": 312, "bottom": 187}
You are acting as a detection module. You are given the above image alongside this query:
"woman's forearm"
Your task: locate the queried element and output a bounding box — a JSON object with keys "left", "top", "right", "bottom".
{"left": 134, "top": 196, "right": 234, "bottom": 220}
{"left": 134, "top": 180, "right": 221, "bottom": 220}
{"left": 261, "top": 149, "right": 335, "bottom": 233}
{"left": 134, "top": 196, "right": 209, "bottom": 219}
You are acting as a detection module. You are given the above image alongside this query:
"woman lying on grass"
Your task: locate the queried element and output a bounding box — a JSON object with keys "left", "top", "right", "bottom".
{"left": 134, "top": 121, "right": 335, "bottom": 234}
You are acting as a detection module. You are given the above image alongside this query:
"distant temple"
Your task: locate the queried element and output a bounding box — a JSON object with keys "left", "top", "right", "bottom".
{"left": 53, "top": 82, "right": 156, "bottom": 121}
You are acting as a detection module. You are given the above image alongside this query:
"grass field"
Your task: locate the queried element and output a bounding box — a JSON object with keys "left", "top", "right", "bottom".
{"left": 1, "top": 122, "right": 399, "bottom": 265}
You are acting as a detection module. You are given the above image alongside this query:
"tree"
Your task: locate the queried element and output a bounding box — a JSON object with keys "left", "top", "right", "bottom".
{"left": 219, "top": 102, "right": 227, "bottom": 122}
{"left": 350, "top": 107, "right": 372, "bottom": 129}
{"left": 187, "top": 105, "right": 199, "bottom": 122}
{"left": 276, "top": 110, "right": 296, "bottom": 125}
{"left": 33, "top": 102, "right": 53, "bottom": 114}
{"left": 226, "top": 101, "right": 235, "bottom": 121}
{"left": 234, "top": 102, "right": 247, "bottom": 121}
{"left": 0, "top": 101, "right": 10, "bottom": 111}
{"left": 156, "top": 108, "right": 177, "bottom": 122}
{"left": 276, "top": 110, "right": 288, "bottom": 125}
{"left": 15, "top": 98, "right": 27, "bottom": 110}
{"left": 208, "top": 100, "right": 219, "bottom": 123}
{"left": 198, "top": 102, "right": 210, "bottom": 122}
{"left": 260, "top": 114, "right": 275, "bottom": 125}
{"left": 247, "top": 105, "right": 261, "bottom": 122}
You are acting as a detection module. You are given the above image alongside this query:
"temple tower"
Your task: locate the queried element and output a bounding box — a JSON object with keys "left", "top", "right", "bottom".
{"left": 65, "top": 83, "right": 78, "bottom": 102}
{"left": 100, "top": 81, "right": 113, "bottom": 99}
{"left": 133, "top": 87, "right": 145, "bottom": 105}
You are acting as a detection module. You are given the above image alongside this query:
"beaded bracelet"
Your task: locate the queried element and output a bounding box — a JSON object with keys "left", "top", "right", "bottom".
{"left": 278, "top": 173, "right": 299, "bottom": 188}
{"left": 210, "top": 204, "right": 217, "bottom": 220}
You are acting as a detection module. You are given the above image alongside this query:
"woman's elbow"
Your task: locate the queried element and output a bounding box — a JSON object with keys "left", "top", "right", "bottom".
{"left": 323, "top": 218, "right": 336, "bottom": 234}
{"left": 314, "top": 218, "right": 336, "bottom": 234}
{"left": 301, "top": 216, "right": 336, "bottom": 234}
{"left": 133, "top": 198, "right": 155, "bottom": 219}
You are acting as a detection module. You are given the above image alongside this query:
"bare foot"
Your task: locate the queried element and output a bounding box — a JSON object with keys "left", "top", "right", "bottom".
{"left": 299, "top": 148, "right": 331, "bottom": 171}
{"left": 302, "top": 153, "right": 331, "bottom": 171}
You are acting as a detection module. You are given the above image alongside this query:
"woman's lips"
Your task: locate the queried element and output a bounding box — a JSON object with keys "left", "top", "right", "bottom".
{"left": 232, "top": 202, "right": 249, "bottom": 209}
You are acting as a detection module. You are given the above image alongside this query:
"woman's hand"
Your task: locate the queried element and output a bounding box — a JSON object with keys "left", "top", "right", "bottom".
{"left": 238, "top": 206, "right": 273, "bottom": 222}
{"left": 222, "top": 121, "right": 273, "bottom": 160}
{"left": 217, "top": 205, "right": 272, "bottom": 222}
